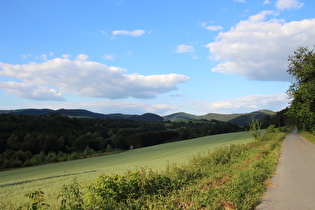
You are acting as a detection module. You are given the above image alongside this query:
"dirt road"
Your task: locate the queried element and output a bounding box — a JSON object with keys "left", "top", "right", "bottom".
{"left": 256, "top": 130, "right": 315, "bottom": 209}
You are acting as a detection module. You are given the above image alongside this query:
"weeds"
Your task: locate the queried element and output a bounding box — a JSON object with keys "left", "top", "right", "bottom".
{"left": 18, "top": 190, "right": 50, "bottom": 210}
{"left": 56, "top": 129, "right": 288, "bottom": 209}
{"left": 299, "top": 131, "right": 315, "bottom": 144}
{"left": 248, "top": 119, "right": 262, "bottom": 140}
{"left": 58, "top": 178, "right": 84, "bottom": 210}
{"left": 10, "top": 129, "right": 290, "bottom": 209}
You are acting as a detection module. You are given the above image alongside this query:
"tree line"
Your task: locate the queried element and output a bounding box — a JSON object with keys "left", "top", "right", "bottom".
{"left": 0, "top": 113, "right": 241, "bottom": 169}
{"left": 286, "top": 46, "right": 315, "bottom": 132}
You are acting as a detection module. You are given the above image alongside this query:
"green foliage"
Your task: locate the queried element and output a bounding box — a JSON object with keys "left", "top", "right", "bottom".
{"left": 19, "top": 190, "right": 50, "bottom": 210}
{"left": 287, "top": 46, "right": 315, "bottom": 132}
{"left": 77, "top": 131, "right": 286, "bottom": 209}
{"left": 0, "top": 113, "right": 242, "bottom": 169}
{"left": 299, "top": 131, "right": 315, "bottom": 144}
{"left": 60, "top": 132, "right": 286, "bottom": 209}
{"left": 58, "top": 178, "right": 84, "bottom": 210}
{"left": 2, "top": 130, "right": 291, "bottom": 209}
{"left": 84, "top": 170, "right": 180, "bottom": 208}
{"left": 266, "top": 124, "right": 276, "bottom": 133}
{"left": 248, "top": 119, "right": 262, "bottom": 140}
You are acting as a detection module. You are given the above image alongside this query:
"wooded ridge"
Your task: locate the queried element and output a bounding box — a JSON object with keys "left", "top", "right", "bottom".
{"left": 0, "top": 108, "right": 275, "bottom": 126}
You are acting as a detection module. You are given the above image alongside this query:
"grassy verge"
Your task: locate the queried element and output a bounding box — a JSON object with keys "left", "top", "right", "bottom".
{"left": 17, "top": 129, "right": 289, "bottom": 209}
{"left": 299, "top": 131, "right": 315, "bottom": 144}
{"left": 0, "top": 131, "right": 252, "bottom": 209}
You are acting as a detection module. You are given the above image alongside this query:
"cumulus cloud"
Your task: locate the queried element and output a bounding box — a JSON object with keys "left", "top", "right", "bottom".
{"left": 191, "top": 93, "right": 290, "bottom": 114}
{"left": 76, "top": 54, "right": 89, "bottom": 61}
{"left": 112, "top": 29, "right": 146, "bottom": 37}
{"left": 176, "top": 44, "right": 195, "bottom": 53}
{"left": 263, "top": 0, "right": 271, "bottom": 5}
{"left": 249, "top": 10, "right": 278, "bottom": 22}
{"left": 205, "top": 25, "right": 223, "bottom": 31}
{"left": 207, "top": 13, "right": 315, "bottom": 81}
{"left": 276, "top": 0, "right": 304, "bottom": 10}
{"left": 0, "top": 81, "right": 64, "bottom": 101}
{"left": 0, "top": 56, "right": 189, "bottom": 101}
{"left": 201, "top": 22, "right": 223, "bottom": 31}
{"left": 103, "top": 54, "right": 115, "bottom": 61}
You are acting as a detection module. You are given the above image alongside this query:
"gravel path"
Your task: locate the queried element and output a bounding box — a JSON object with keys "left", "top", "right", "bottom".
{"left": 256, "top": 130, "right": 315, "bottom": 209}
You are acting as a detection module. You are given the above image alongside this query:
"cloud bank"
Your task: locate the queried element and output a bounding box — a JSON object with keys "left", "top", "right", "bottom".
{"left": 0, "top": 55, "right": 189, "bottom": 101}
{"left": 276, "top": 0, "right": 304, "bottom": 10}
{"left": 207, "top": 13, "right": 315, "bottom": 81}
{"left": 191, "top": 93, "right": 290, "bottom": 114}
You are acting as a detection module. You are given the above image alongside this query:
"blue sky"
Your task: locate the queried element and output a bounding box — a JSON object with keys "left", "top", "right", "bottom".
{"left": 0, "top": 0, "right": 314, "bottom": 115}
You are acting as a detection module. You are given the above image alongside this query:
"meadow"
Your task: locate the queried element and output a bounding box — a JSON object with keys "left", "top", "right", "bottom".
{"left": 0, "top": 131, "right": 252, "bottom": 208}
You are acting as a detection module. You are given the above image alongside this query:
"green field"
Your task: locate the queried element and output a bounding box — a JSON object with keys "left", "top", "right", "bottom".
{"left": 0, "top": 131, "right": 252, "bottom": 208}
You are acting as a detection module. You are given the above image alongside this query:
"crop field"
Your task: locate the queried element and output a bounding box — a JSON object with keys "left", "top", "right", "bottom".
{"left": 0, "top": 131, "right": 252, "bottom": 208}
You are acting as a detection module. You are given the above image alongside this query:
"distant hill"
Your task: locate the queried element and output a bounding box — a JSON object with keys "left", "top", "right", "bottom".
{"left": 163, "top": 109, "right": 276, "bottom": 126}
{"left": 0, "top": 109, "right": 164, "bottom": 122}
{"left": 162, "top": 112, "right": 199, "bottom": 121}
{"left": 0, "top": 108, "right": 275, "bottom": 125}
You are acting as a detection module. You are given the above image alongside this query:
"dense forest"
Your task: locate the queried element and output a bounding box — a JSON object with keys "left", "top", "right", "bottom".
{"left": 0, "top": 113, "right": 242, "bottom": 169}
{"left": 286, "top": 46, "right": 315, "bottom": 132}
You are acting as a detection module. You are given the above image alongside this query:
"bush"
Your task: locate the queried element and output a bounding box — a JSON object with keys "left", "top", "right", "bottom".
{"left": 47, "top": 152, "right": 59, "bottom": 162}
{"left": 12, "top": 130, "right": 290, "bottom": 209}
{"left": 19, "top": 190, "right": 50, "bottom": 209}
{"left": 248, "top": 119, "right": 262, "bottom": 140}
{"left": 58, "top": 179, "right": 83, "bottom": 210}
{"left": 266, "top": 124, "right": 276, "bottom": 133}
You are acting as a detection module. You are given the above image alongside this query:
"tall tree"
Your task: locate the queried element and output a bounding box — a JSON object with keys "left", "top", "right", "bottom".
{"left": 287, "top": 46, "right": 315, "bottom": 131}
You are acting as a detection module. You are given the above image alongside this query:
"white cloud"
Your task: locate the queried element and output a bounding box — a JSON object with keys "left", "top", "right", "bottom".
{"left": 276, "top": 0, "right": 304, "bottom": 10}
{"left": 0, "top": 81, "right": 64, "bottom": 101}
{"left": 249, "top": 10, "right": 278, "bottom": 22}
{"left": 0, "top": 55, "right": 189, "bottom": 101}
{"left": 190, "top": 93, "right": 290, "bottom": 114}
{"left": 234, "top": 0, "right": 245, "bottom": 3}
{"left": 263, "top": 0, "right": 271, "bottom": 5}
{"left": 205, "top": 25, "right": 223, "bottom": 31}
{"left": 103, "top": 54, "right": 115, "bottom": 61}
{"left": 61, "top": 54, "right": 70, "bottom": 59}
{"left": 176, "top": 44, "right": 195, "bottom": 53}
{"left": 207, "top": 15, "right": 315, "bottom": 81}
{"left": 21, "top": 54, "right": 32, "bottom": 60}
{"left": 112, "top": 29, "right": 146, "bottom": 37}
{"left": 76, "top": 54, "right": 89, "bottom": 61}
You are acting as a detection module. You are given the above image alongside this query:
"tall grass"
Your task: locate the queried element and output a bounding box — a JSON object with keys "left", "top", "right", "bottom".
{"left": 299, "top": 131, "right": 315, "bottom": 144}
{"left": 0, "top": 131, "right": 251, "bottom": 208}
{"left": 13, "top": 129, "right": 290, "bottom": 209}
{"left": 78, "top": 131, "right": 287, "bottom": 209}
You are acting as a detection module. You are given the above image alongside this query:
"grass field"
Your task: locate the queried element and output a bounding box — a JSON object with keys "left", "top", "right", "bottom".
{"left": 0, "top": 131, "right": 252, "bottom": 208}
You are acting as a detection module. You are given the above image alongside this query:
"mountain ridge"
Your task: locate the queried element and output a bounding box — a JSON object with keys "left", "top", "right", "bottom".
{"left": 0, "top": 108, "right": 275, "bottom": 125}
{"left": 163, "top": 109, "right": 276, "bottom": 126}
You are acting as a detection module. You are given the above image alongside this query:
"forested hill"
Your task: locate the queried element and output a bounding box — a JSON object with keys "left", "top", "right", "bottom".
{"left": 0, "top": 113, "right": 241, "bottom": 169}
{"left": 163, "top": 110, "right": 276, "bottom": 126}
{"left": 0, "top": 108, "right": 275, "bottom": 126}
{"left": 0, "top": 109, "right": 164, "bottom": 122}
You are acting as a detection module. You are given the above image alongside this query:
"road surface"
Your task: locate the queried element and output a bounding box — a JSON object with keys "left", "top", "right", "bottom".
{"left": 256, "top": 130, "right": 315, "bottom": 209}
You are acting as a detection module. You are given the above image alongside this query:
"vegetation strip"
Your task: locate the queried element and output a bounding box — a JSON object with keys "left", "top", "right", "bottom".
{"left": 19, "top": 127, "right": 291, "bottom": 209}
{"left": 0, "top": 170, "right": 99, "bottom": 188}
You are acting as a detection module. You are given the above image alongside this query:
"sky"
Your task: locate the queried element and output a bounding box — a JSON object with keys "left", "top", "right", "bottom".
{"left": 0, "top": 0, "right": 315, "bottom": 116}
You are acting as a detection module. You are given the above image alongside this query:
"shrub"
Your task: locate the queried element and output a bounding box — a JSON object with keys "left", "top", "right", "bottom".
{"left": 248, "top": 119, "right": 262, "bottom": 140}
{"left": 266, "top": 124, "right": 276, "bottom": 133}
{"left": 58, "top": 179, "right": 83, "bottom": 210}
{"left": 19, "top": 190, "right": 50, "bottom": 210}
{"left": 47, "top": 152, "right": 59, "bottom": 162}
